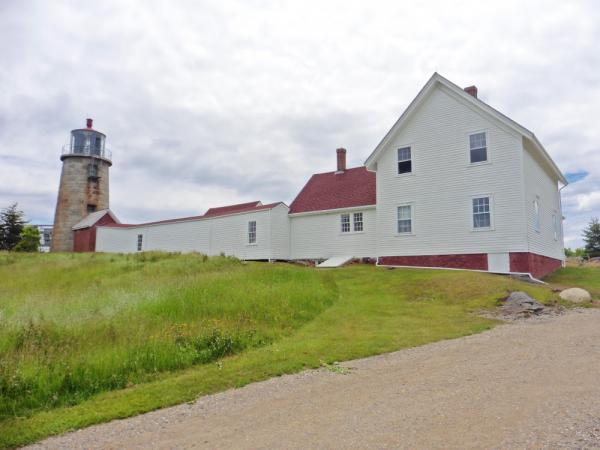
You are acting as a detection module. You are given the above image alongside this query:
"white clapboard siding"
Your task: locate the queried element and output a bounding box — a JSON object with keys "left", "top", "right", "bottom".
{"left": 96, "top": 227, "right": 139, "bottom": 253}
{"left": 269, "top": 203, "right": 291, "bottom": 260}
{"left": 289, "top": 207, "right": 376, "bottom": 259}
{"left": 523, "top": 139, "right": 564, "bottom": 260}
{"left": 96, "top": 205, "right": 291, "bottom": 260}
{"left": 374, "top": 85, "right": 528, "bottom": 256}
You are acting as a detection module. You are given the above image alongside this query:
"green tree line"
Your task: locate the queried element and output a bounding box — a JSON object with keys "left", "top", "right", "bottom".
{"left": 0, "top": 203, "right": 40, "bottom": 252}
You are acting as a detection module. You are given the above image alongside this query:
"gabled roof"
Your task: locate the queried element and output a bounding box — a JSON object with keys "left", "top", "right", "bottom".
{"left": 364, "top": 72, "right": 567, "bottom": 185}
{"left": 72, "top": 209, "right": 120, "bottom": 230}
{"left": 289, "top": 166, "right": 376, "bottom": 214}
{"left": 100, "top": 201, "right": 287, "bottom": 228}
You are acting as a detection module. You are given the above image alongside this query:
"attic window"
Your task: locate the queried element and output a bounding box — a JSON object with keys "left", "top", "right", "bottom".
{"left": 397, "top": 147, "right": 412, "bottom": 174}
{"left": 469, "top": 132, "right": 488, "bottom": 164}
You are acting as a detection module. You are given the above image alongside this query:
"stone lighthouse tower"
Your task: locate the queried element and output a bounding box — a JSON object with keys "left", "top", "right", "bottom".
{"left": 51, "top": 119, "right": 112, "bottom": 252}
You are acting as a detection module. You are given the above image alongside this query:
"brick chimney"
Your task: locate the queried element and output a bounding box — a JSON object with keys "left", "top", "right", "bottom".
{"left": 464, "top": 86, "right": 478, "bottom": 98}
{"left": 336, "top": 148, "right": 347, "bottom": 173}
{"left": 86, "top": 118, "right": 93, "bottom": 129}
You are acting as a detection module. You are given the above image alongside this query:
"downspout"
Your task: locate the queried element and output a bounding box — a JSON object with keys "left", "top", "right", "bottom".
{"left": 558, "top": 182, "right": 568, "bottom": 266}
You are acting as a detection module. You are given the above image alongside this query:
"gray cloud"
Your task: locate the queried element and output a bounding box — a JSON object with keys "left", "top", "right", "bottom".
{"left": 0, "top": 0, "right": 599, "bottom": 245}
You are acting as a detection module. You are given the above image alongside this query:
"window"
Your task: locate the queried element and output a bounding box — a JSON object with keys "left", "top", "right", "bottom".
{"left": 248, "top": 221, "right": 256, "bottom": 244}
{"left": 397, "top": 205, "right": 412, "bottom": 233}
{"left": 533, "top": 198, "right": 540, "bottom": 232}
{"left": 397, "top": 147, "right": 412, "bottom": 174}
{"left": 472, "top": 196, "right": 491, "bottom": 229}
{"left": 341, "top": 214, "right": 350, "bottom": 233}
{"left": 87, "top": 204, "right": 96, "bottom": 214}
{"left": 87, "top": 163, "right": 99, "bottom": 178}
{"left": 353, "top": 212, "right": 363, "bottom": 232}
{"left": 552, "top": 213, "right": 558, "bottom": 240}
{"left": 136, "top": 234, "right": 143, "bottom": 251}
{"left": 469, "top": 132, "right": 488, "bottom": 164}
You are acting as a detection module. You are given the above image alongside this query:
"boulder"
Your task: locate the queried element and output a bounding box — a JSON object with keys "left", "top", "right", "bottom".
{"left": 502, "top": 291, "right": 545, "bottom": 315}
{"left": 559, "top": 287, "right": 592, "bottom": 303}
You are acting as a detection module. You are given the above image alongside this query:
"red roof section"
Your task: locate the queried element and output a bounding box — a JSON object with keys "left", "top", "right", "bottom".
{"left": 101, "top": 201, "right": 286, "bottom": 228}
{"left": 204, "top": 201, "right": 262, "bottom": 217}
{"left": 289, "top": 166, "right": 376, "bottom": 214}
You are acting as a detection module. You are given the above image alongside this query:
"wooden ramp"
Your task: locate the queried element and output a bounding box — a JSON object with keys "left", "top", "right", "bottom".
{"left": 317, "top": 255, "right": 353, "bottom": 268}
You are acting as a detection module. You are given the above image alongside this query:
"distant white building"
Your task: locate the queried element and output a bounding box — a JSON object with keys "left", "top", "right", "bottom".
{"left": 34, "top": 225, "right": 53, "bottom": 252}
{"left": 74, "top": 73, "right": 567, "bottom": 279}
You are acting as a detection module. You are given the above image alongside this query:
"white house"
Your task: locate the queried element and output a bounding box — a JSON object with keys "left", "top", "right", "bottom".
{"left": 79, "top": 73, "right": 567, "bottom": 279}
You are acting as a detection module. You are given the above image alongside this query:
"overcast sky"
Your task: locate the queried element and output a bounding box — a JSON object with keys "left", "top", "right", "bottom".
{"left": 1, "top": 0, "right": 598, "bottom": 247}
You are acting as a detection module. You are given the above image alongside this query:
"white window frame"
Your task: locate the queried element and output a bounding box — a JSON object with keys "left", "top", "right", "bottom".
{"left": 552, "top": 212, "right": 558, "bottom": 241}
{"left": 248, "top": 220, "right": 257, "bottom": 244}
{"left": 533, "top": 197, "right": 540, "bottom": 233}
{"left": 340, "top": 214, "right": 351, "bottom": 233}
{"left": 471, "top": 194, "right": 494, "bottom": 231}
{"left": 396, "top": 203, "right": 414, "bottom": 235}
{"left": 353, "top": 212, "right": 364, "bottom": 232}
{"left": 136, "top": 234, "right": 143, "bottom": 251}
{"left": 396, "top": 145, "right": 413, "bottom": 176}
{"left": 467, "top": 131, "right": 490, "bottom": 166}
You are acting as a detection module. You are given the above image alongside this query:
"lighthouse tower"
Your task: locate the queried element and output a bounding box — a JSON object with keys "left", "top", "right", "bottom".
{"left": 51, "top": 119, "right": 112, "bottom": 252}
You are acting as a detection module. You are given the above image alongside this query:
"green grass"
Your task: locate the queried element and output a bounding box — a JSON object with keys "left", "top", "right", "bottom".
{"left": 0, "top": 253, "right": 562, "bottom": 448}
{"left": 544, "top": 265, "right": 600, "bottom": 299}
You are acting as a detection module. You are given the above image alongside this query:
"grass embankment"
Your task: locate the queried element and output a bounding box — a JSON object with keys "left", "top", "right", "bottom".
{"left": 545, "top": 266, "right": 600, "bottom": 299}
{"left": 0, "top": 253, "right": 562, "bottom": 448}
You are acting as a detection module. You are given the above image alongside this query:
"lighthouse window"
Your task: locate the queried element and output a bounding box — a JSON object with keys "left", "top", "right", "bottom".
{"left": 93, "top": 136, "right": 102, "bottom": 155}
{"left": 88, "top": 163, "right": 99, "bottom": 178}
{"left": 87, "top": 204, "right": 97, "bottom": 214}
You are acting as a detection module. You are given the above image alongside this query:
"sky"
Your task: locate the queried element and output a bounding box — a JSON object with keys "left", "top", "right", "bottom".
{"left": 0, "top": 0, "right": 599, "bottom": 248}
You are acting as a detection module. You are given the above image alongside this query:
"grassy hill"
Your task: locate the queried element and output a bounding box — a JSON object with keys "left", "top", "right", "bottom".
{"left": 0, "top": 252, "right": 589, "bottom": 448}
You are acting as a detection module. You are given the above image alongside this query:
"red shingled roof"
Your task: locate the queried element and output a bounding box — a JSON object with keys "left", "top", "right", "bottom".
{"left": 204, "top": 201, "right": 262, "bottom": 217}
{"left": 289, "top": 166, "right": 376, "bottom": 214}
{"left": 102, "top": 201, "right": 286, "bottom": 228}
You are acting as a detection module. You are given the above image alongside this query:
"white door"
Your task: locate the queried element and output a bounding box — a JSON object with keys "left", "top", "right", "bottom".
{"left": 487, "top": 253, "right": 510, "bottom": 273}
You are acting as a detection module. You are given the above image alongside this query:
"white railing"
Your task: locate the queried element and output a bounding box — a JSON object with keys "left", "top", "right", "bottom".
{"left": 61, "top": 145, "right": 112, "bottom": 161}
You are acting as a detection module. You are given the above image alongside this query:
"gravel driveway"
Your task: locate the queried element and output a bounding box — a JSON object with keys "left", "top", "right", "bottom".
{"left": 27, "top": 309, "right": 600, "bottom": 449}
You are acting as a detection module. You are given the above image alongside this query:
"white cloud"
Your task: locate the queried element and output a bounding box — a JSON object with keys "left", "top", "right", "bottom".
{"left": 0, "top": 0, "right": 599, "bottom": 245}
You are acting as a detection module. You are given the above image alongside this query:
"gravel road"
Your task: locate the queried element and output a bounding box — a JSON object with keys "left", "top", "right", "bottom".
{"left": 27, "top": 308, "right": 600, "bottom": 449}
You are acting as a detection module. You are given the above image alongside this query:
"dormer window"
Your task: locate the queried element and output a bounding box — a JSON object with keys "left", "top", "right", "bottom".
{"left": 469, "top": 132, "right": 488, "bottom": 164}
{"left": 397, "top": 147, "right": 412, "bottom": 174}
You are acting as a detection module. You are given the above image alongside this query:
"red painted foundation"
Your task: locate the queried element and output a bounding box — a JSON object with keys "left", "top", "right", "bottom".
{"left": 509, "top": 252, "right": 562, "bottom": 279}
{"left": 378, "top": 253, "right": 488, "bottom": 271}
{"left": 378, "top": 252, "right": 562, "bottom": 278}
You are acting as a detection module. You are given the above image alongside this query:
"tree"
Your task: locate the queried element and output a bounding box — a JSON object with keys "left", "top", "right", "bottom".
{"left": 14, "top": 226, "right": 41, "bottom": 252}
{"left": 0, "top": 203, "right": 27, "bottom": 251}
{"left": 565, "top": 247, "right": 588, "bottom": 258}
{"left": 583, "top": 217, "right": 600, "bottom": 258}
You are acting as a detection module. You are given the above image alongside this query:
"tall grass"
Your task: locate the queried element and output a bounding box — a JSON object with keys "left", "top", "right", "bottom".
{"left": 0, "top": 252, "right": 337, "bottom": 419}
